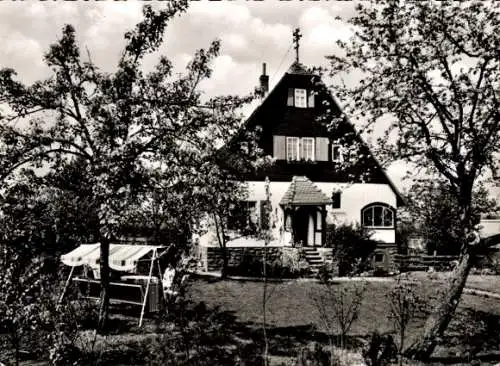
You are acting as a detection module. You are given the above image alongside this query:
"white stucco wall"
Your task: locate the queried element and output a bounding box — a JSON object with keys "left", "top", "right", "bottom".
{"left": 246, "top": 181, "right": 397, "bottom": 244}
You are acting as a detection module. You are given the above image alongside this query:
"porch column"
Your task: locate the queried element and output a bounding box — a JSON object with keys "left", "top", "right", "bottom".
{"left": 307, "top": 213, "right": 314, "bottom": 246}
{"left": 322, "top": 206, "right": 327, "bottom": 246}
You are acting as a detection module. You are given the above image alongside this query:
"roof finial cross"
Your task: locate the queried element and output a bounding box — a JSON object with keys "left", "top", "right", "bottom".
{"left": 293, "top": 28, "right": 302, "bottom": 64}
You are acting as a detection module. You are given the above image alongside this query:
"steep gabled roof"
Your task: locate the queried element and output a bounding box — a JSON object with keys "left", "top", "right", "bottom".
{"left": 223, "top": 62, "right": 405, "bottom": 206}
{"left": 280, "top": 176, "right": 331, "bottom": 206}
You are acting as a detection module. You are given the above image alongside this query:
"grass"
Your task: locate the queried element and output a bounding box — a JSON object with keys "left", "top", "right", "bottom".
{"left": 466, "top": 275, "right": 500, "bottom": 294}
{"left": 9, "top": 272, "right": 500, "bottom": 365}
{"left": 404, "top": 271, "right": 500, "bottom": 295}
{"left": 188, "top": 275, "right": 500, "bottom": 333}
{"left": 187, "top": 273, "right": 500, "bottom": 363}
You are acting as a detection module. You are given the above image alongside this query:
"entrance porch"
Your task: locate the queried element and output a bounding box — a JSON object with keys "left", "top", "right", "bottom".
{"left": 280, "top": 176, "right": 332, "bottom": 247}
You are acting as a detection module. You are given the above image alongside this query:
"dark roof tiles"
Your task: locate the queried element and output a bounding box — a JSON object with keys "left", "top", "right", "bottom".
{"left": 280, "top": 176, "right": 331, "bottom": 206}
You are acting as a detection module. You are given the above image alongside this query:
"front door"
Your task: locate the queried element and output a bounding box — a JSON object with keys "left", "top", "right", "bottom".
{"left": 292, "top": 206, "right": 315, "bottom": 246}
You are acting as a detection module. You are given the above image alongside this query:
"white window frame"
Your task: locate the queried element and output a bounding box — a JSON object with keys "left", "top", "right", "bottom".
{"left": 302, "top": 137, "right": 315, "bottom": 161}
{"left": 294, "top": 88, "right": 307, "bottom": 108}
{"left": 286, "top": 137, "right": 316, "bottom": 161}
{"left": 286, "top": 136, "right": 299, "bottom": 161}
{"left": 362, "top": 204, "right": 395, "bottom": 228}
{"left": 331, "top": 144, "right": 343, "bottom": 162}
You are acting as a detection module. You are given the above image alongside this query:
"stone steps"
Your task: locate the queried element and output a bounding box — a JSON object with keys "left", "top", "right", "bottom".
{"left": 302, "top": 248, "right": 326, "bottom": 270}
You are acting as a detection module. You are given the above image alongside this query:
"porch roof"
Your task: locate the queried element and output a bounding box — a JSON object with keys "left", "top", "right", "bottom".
{"left": 280, "top": 176, "right": 331, "bottom": 206}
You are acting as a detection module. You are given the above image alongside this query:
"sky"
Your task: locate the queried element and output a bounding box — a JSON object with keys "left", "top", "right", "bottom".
{"left": 0, "top": 0, "right": 411, "bottom": 191}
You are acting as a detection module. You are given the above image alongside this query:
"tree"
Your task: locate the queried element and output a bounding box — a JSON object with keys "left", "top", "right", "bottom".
{"left": 328, "top": 1, "right": 499, "bottom": 359}
{"left": 204, "top": 174, "right": 248, "bottom": 278}
{"left": 0, "top": 167, "right": 99, "bottom": 256}
{"left": 406, "top": 179, "right": 497, "bottom": 255}
{"left": 0, "top": 2, "right": 252, "bottom": 330}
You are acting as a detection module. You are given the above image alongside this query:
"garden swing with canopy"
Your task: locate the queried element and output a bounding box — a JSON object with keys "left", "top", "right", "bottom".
{"left": 59, "top": 243, "right": 169, "bottom": 326}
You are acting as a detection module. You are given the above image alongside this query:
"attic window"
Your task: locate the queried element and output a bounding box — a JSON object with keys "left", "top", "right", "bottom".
{"left": 294, "top": 89, "right": 307, "bottom": 108}
{"left": 287, "top": 88, "right": 315, "bottom": 108}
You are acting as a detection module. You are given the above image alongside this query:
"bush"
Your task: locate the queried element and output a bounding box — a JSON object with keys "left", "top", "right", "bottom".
{"left": 144, "top": 300, "right": 244, "bottom": 365}
{"left": 311, "top": 282, "right": 366, "bottom": 349}
{"left": 294, "top": 342, "right": 366, "bottom": 366}
{"left": 281, "top": 248, "right": 311, "bottom": 277}
{"left": 363, "top": 331, "right": 397, "bottom": 366}
{"left": 294, "top": 343, "right": 335, "bottom": 366}
{"left": 227, "top": 250, "right": 309, "bottom": 278}
{"left": 325, "top": 224, "right": 378, "bottom": 276}
{"left": 316, "top": 262, "right": 337, "bottom": 283}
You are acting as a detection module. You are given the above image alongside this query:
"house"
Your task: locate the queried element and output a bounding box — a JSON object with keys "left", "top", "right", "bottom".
{"left": 197, "top": 32, "right": 404, "bottom": 272}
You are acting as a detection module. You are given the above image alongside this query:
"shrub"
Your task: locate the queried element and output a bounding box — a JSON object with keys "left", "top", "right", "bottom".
{"left": 144, "top": 300, "right": 242, "bottom": 365}
{"left": 316, "top": 262, "right": 337, "bottom": 283}
{"left": 294, "top": 343, "right": 335, "bottom": 366}
{"left": 281, "top": 248, "right": 310, "bottom": 277}
{"left": 388, "top": 277, "right": 426, "bottom": 365}
{"left": 362, "top": 331, "right": 397, "bottom": 366}
{"left": 325, "top": 223, "right": 378, "bottom": 276}
{"left": 228, "top": 250, "right": 308, "bottom": 278}
{"left": 294, "top": 342, "right": 366, "bottom": 366}
{"left": 311, "top": 282, "right": 366, "bottom": 349}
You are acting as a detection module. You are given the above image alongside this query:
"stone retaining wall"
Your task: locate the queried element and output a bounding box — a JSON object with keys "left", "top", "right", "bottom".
{"left": 198, "top": 246, "right": 289, "bottom": 272}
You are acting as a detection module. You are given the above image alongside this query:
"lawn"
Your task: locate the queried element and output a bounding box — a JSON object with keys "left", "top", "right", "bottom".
{"left": 187, "top": 273, "right": 500, "bottom": 363}
{"left": 466, "top": 275, "right": 500, "bottom": 294}
{"left": 9, "top": 273, "right": 500, "bottom": 365}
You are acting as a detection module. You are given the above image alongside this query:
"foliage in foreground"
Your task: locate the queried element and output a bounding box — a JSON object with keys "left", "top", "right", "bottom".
{"left": 0, "top": 0, "right": 256, "bottom": 330}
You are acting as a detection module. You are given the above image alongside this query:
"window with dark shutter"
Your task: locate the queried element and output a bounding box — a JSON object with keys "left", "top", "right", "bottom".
{"left": 287, "top": 88, "right": 294, "bottom": 106}
{"left": 294, "top": 88, "right": 307, "bottom": 108}
{"left": 315, "top": 137, "right": 328, "bottom": 161}
{"left": 227, "top": 201, "right": 257, "bottom": 232}
{"left": 332, "top": 145, "right": 343, "bottom": 162}
{"left": 308, "top": 90, "right": 315, "bottom": 107}
{"left": 273, "top": 135, "right": 286, "bottom": 160}
{"left": 286, "top": 137, "right": 299, "bottom": 160}
{"left": 287, "top": 88, "right": 314, "bottom": 108}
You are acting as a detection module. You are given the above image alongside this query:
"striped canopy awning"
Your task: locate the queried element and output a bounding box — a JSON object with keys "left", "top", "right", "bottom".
{"left": 61, "top": 243, "right": 163, "bottom": 272}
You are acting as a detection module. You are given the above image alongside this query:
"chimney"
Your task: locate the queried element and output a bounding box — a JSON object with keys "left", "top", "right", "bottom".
{"left": 259, "top": 63, "right": 269, "bottom": 97}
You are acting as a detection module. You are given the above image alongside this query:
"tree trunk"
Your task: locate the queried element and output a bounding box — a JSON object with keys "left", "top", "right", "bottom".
{"left": 404, "top": 183, "right": 475, "bottom": 360}
{"left": 404, "top": 249, "right": 473, "bottom": 360}
{"left": 262, "top": 236, "right": 269, "bottom": 366}
{"left": 213, "top": 213, "right": 229, "bottom": 279}
{"left": 97, "top": 236, "right": 110, "bottom": 332}
{"left": 220, "top": 248, "right": 229, "bottom": 279}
